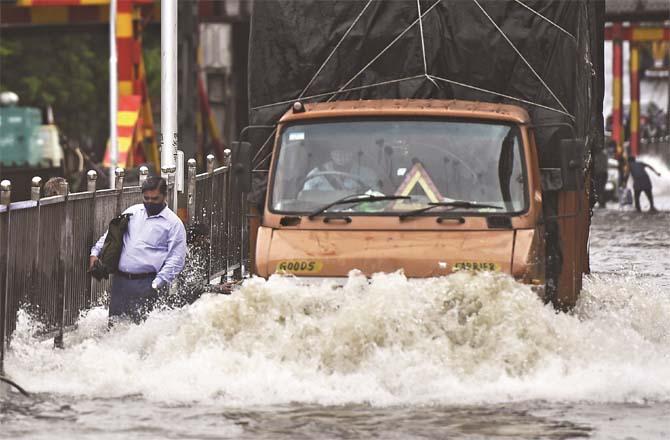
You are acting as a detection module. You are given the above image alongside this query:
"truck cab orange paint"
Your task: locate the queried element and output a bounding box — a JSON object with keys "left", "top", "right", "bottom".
{"left": 253, "top": 99, "right": 569, "bottom": 306}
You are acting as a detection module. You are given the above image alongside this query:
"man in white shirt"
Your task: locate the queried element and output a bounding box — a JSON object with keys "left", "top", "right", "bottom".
{"left": 89, "top": 176, "right": 186, "bottom": 322}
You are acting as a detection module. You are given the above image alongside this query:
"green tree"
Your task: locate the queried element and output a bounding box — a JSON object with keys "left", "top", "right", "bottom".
{"left": 142, "top": 25, "right": 161, "bottom": 107}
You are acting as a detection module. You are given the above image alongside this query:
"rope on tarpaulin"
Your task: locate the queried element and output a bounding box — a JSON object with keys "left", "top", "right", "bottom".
{"left": 250, "top": 0, "right": 576, "bottom": 119}
{"left": 470, "top": 0, "right": 571, "bottom": 116}
{"left": 250, "top": 0, "right": 584, "bottom": 170}
{"left": 299, "top": 0, "right": 375, "bottom": 99}
{"left": 327, "top": 0, "right": 443, "bottom": 101}
{"left": 416, "top": 0, "right": 439, "bottom": 89}
{"left": 512, "top": 0, "right": 577, "bottom": 44}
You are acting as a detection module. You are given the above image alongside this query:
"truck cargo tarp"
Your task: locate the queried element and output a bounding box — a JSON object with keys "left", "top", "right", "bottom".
{"left": 248, "top": 0, "right": 604, "bottom": 170}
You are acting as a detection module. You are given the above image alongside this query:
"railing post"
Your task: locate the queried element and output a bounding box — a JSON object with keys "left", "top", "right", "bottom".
{"left": 238, "top": 155, "right": 249, "bottom": 279}
{"left": 114, "top": 167, "right": 125, "bottom": 214}
{"left": 187, "top": 159, "right": 196, "bottom": 224}
{"left": 115, "top": 167, "right": 125, "bottom": 191}
{"left": 86, "top": 170, "right": 98, "bottom": 307}
{"left": 54, "top": 181, "right": 70, "bottom": 349}
{"left": 139, "top": 165, "right": 149, "bottom": 187}
{"left": 222, "top": 149, "right": 231, "bottom": 281}
{"left": 31, "top": 177, "right": 42, "bottom": 201}
{"left": 87, "top": 170, "right": 98, "bottom": 192}
{"left": 206, "top": 154, "right": 215, "bottom": 174}
{"left": 206, "top": 154, "right": 215, "bottom": 281}
{"left": 241, "top": 198, "right": 249, "bottom": 278}
{"left": 0, "top": 180, "right": 11, "bottom": 375}
{"left": 0, "top": 180, "right": 10, "bottom": 206}
{"left": 30, "top": 177, "right": 42, "bottom": 329}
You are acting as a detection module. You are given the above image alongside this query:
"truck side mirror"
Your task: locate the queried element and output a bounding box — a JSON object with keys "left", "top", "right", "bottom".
{"left": 559, "top": 138, "right": 585, "bottom": 191}
{"left": 231, "top": 141, "right": 252, "bottom": 193}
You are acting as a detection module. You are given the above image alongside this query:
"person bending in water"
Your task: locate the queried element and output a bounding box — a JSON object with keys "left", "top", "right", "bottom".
{"left": 627, "top": 156, "right": 661, "bottom": 213}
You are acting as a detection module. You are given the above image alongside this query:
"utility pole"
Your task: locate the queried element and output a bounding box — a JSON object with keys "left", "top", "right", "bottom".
{"left": 161, "top": 0, "right": 179, "bottom": 208}
{"left": 109, "top": 0, "right": 118, "bottom": 189}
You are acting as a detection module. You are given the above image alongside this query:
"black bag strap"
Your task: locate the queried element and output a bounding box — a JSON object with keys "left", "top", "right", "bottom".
{"left": 115, "top": 212, "right": 132, "bottom": 231}
{"left": 98, "top": 213, "right": 132, "bottom": 262}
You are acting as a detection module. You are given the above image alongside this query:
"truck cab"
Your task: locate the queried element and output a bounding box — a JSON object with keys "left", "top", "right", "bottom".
{"left": 254, "top": 99, "right": 555, "bottom": 298}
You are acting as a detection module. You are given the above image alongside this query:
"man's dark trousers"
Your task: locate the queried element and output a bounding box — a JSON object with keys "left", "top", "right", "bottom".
{"left": 634, "top": 188, "right": 655, "bottom": 212}
{"left": 109, "top": 276, "right": 158, "bottom": 323}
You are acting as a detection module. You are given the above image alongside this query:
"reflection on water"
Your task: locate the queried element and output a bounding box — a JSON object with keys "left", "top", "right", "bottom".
{"left": 4, "top": 393, "right": 670, "bottom": 439}
{"left": 589, "top": 210, "right": 670, "bottom": 287}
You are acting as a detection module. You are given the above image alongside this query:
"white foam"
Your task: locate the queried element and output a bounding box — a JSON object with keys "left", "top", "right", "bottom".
{"left": 5, "top": 271, "right": 670, "bottom": 406}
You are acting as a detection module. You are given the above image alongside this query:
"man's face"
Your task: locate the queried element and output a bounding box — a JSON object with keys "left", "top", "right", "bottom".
{"left": 142, "top": 188, "right": 166, "bottom": 205}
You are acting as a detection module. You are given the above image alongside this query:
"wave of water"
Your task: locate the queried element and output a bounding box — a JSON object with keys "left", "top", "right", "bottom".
{"left": 6, "top": 270, "right": 670, "bottom": 407}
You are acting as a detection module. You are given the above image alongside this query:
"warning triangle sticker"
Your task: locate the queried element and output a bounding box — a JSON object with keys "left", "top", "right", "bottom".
{"left": 393, "top": 162, "right": 443, "bottom": 206}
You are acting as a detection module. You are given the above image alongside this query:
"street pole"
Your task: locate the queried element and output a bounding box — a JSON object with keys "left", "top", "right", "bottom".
{"left": 161, "top": 0, "right": 178, "bottom": 209}
{"left": 630, "top": 43, "right": 640, "bottom": 157}
{"left": 109, "top": 0, "right": 118, "bottom": 189}
{"left": 667, "top": 62, "right": 670, "bottom": 141}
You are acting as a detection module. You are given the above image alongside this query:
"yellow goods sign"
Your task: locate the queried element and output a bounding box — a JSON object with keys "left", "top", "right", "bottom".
{"left": 276, "top": 260, "right": 324, "bottom": 274}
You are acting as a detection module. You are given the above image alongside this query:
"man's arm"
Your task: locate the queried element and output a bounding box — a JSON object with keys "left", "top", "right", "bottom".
{"left": 154, "top": 221, "right": 187, "bottom": 288}
{"left": 89, "top": 230, "right": 108, "bottom": 269}
{"left": 644, "top": 163, "right": 661, "bottom": 176}
{"left": 302, "top": 167, "right": 322, "bottom": 191}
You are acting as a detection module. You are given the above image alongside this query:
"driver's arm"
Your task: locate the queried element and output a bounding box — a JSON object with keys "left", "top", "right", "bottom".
{"left": 302, "top": 167, "right": 325, "bottom": 191}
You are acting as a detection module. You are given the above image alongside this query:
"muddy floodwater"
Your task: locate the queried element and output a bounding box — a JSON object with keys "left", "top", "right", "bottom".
{"left": 1, "top": 156, "right": 669, "bottom": 439}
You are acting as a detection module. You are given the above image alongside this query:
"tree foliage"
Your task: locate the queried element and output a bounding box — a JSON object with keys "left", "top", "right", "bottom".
{"left": 0, "top": 32, "right": 109, "bottom": 159}
{"left": 142, "top": 25, "right": 161, "bottom": 107}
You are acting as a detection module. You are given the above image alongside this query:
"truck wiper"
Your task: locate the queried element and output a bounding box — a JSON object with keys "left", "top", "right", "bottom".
{"left": 308, "top": 194, "right": 410, "bottom": 219}
{"left": 398, "top": 200, "right": 503, "bottom": 220}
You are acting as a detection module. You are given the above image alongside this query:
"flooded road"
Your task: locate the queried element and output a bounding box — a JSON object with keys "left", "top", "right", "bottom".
{"left": 2, "top": 156, "right": 669, "bottom": 439}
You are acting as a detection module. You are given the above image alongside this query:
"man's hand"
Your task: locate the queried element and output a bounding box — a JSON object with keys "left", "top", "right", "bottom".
{"left": 151, "top": 278, "right": 164, "bottom": 291}
{"left": 89, "top": 255, "right": 98, "bottom": 271}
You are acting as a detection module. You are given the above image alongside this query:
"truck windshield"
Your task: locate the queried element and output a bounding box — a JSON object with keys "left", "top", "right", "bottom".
{"left": 270, "top": 119, "right": 528, "bottom": 215}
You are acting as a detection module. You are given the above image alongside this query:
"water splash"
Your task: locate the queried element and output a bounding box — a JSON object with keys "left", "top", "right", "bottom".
{"left": 5, "top": 271, "right": 670, "bottom": 406}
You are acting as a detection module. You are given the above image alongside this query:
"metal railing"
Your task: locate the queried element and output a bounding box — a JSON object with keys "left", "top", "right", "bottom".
{"left": 0, "top": 151, "right": 243, "bottom": 374}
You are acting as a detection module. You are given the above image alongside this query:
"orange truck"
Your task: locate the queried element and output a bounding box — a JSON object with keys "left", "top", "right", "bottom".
{"left": 240, "top": 1, "right": 604, "bottom": 309}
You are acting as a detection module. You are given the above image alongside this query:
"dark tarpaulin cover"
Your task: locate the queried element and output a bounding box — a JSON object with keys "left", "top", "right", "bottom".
{"left": 248, "top": 0, "right": 604, "bottom": 171}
